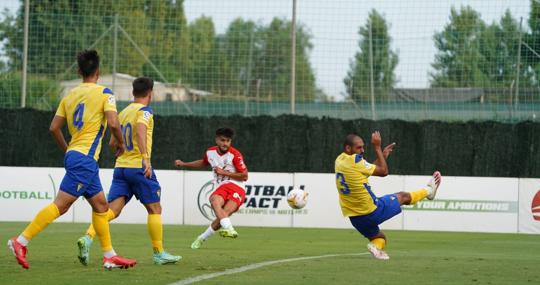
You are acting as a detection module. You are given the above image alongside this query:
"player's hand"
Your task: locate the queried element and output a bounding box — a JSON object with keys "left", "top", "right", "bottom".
{"left": 115, "top": 143, "right": 126, "bottom": 157}
{"left": 174, "top": 159, "right": 185, "bottom": 168}
{"left": 383, "top": 142, "right": 396, "bottom": 158}
{"left": 143, "top": 158, "right": 152, "bottom": 178}
{"left": 371, "top": 131, "right": 382, "bottom": 148}
{"left": 214, "top": 167, "right": 228, "bottom": 176}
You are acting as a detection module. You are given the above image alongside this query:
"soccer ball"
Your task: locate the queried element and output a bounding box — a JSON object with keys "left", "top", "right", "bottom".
{"left": 287, "top": 188, "right": 308, "bottom": 209}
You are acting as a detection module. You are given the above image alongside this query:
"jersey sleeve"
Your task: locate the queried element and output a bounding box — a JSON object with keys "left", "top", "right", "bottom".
{"left": 233, "top": 152, "right": 247, "bottom": 172}
{"left": 202, "top": 151, "right": 210, "bottom": 165}
{"left": 102, "top": 87, "right": 117, "bottom": 112}
{"left": 55, "top": 98, "right": 66, "bottom": 117}
{"left": 357, "top": 159, "right": 376, "bottom": 176}
{"left": 136, "top": 106, "right": 153, "bottom": 127}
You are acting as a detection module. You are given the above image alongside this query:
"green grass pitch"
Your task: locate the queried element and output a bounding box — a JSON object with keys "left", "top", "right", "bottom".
{"left": 1, "top": 222, "right": 539, "bottom": 285}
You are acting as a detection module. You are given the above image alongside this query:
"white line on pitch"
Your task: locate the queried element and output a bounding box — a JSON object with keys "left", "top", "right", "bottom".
{"left": 169, "top": 252, "right": 370, "bottom": 285}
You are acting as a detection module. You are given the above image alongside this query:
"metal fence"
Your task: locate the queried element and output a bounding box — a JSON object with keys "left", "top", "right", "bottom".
{"left": 0, "top": 0, "right": 537, "bottom": 122}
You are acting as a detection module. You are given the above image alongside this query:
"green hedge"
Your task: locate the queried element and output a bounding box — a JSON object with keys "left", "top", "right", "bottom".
{"left": 1, "top": 108, "right": 539, "bottom": 177}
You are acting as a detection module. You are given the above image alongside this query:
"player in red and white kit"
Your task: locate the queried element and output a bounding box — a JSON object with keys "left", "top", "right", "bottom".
{"left": 174, "top": 127, "right": 248, "bottom": 249}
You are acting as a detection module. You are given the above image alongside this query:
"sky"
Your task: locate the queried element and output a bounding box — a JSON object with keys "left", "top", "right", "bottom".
{"left": 0, "top": 0, "right": 532, "bottom": 100}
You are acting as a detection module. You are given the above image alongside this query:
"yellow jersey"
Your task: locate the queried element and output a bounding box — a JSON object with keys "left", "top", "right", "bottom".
{"left": 115, "top": 103, "right": 154, "bottom": 168}
{"left": 334, "top": 152, "right": 377, "bottom": 217}
{"left": 55, "top": 82, "right": 117, "bottom": 161}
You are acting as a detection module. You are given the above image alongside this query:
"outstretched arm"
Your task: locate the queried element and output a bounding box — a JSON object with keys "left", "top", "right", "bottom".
{"left": 175, "top": 159, "right": 207, "bottom": 169}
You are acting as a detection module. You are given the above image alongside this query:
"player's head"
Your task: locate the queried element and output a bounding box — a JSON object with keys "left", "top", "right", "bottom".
{"left": 77, "top": 50, "right": 100, "bottom": 79}
{"left": 343, "top": 134, "right": 364, "bottom": 155}
{"left": 132, "top": 77, "right": 154, "bottom": 101}
{"left": 215, "top": 127, "right": 234, "bottom": 153}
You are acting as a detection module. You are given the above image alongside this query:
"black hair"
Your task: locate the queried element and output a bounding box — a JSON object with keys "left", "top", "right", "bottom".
{"left": 343, "top": 134, "right": 361, "bottom": 149}
{"left": 132, "top": 77, "right": 154, "bottom": 98}
{"left": 77, "top": 50, "right": 100, "bottom": 77}
{"left": 216, "top": 127, "right": 234, "bottom": 139}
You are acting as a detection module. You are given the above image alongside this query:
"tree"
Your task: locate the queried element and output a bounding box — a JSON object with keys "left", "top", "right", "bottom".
{"left": 186, "top": 16, "right": 217, "bottom": 91}
{"left": 430, "top": 6, "right": 488, "bottom": 88}
{"left": 344, "top": 9, "right": 398, "bottom": 103}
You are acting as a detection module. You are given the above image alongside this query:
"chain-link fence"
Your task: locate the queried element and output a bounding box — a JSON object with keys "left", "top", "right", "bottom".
{"left": 0, "top": 0, "right": 536, "bottom": 121}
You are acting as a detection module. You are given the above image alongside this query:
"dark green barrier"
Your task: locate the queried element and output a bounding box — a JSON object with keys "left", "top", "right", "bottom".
{"left": 1, "top": 108, "right": 539, "bottom": 177}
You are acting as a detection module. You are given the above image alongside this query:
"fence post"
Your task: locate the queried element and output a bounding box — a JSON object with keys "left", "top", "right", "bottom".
{"left": 21, "top": 0, "right": 30, "bottom": 108}
{"left": 290, "top": 0, "right": 297, "bottom": 114}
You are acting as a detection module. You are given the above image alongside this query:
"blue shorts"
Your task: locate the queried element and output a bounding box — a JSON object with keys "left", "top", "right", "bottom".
{"left": 349, "top": 194, "right": 402, "bottom": 239}
{"left": 59, "top": 151, "right": 103, "bottom": 199}
{"left": 107, "top": 167, "right": 161, "bottom": 204}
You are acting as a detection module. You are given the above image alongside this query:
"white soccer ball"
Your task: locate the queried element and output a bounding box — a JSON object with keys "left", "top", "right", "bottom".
{"left": 287, "top": 188, "right": 308, "bottom": 209}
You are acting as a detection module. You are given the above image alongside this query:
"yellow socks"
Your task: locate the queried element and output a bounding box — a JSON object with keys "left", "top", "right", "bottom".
{"left": 92, "top": 210, "right": 113, "bottom": 252}
{"left": 371, "top": 238, "right": 386, "bottom": 250}
{"left": 21, "top": 203, "right": 60, "bottom": 241}
{"left": 86, "top": 208, "right": 116, "bottom": 239}
{"left": 147, "top": 214, "right": 163, "bottom": 253}
{"left": 410, "top": 189, "right": 428, "bottom": 204}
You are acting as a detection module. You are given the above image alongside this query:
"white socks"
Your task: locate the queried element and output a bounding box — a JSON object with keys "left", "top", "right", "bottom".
{"left": 16, "top": 235, "right": 29, "bottom": 246}
{"left": 103, "top": 249, "right": 117, "bottom": 258}
{"left": 199, "top": 226, "right": 215, "bottom": 240}
{"left": 220, "top": 218, "right": 232, "bottom": 229}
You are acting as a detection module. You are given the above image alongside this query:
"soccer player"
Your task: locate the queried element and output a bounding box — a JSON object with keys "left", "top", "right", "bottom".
{"left": 174, "top": 128, "right": 248, "bottom": 249}
{"left": 7, "top": 50, "right": 137, "bottom": 269}
{"left": 335, "top": 131, "right": 441, "bottom": 260}
{"left": 76, "top": 77, "right": 181, "bottom": 265}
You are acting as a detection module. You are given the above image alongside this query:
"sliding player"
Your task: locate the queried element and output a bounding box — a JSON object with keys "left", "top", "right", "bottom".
{"left": 335, "top": 131, "right": 441, "bottom": 260}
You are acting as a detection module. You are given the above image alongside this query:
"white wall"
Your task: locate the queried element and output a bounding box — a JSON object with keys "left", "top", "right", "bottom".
{"left": 1, "top": 166, "right": 539, "bottom": 234}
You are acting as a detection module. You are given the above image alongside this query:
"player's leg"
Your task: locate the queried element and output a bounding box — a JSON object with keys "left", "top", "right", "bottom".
{"left": 349, "top": 215, "right": 390, "bottom": 260}
{"left": 144, "top": 202, "right": 181, "bottom": 264}
{"left": 217, "top": 199, "right": 241, "bottom": 238}
{"left": 397, "top": 171, "right": 442, "bottom": 206}
{"left": 191, "top": 217, "right": 220, "bottom": 249}
{"left": 86, "top": 191, "right": 136, "bottom": 269}
{"left": 77, "top": 197, "right": 125, "bottom": 266}
{"left": 7, "top": 190, "right": 77, "bottom": 269}
{"left": 191, "top": 195, "right": 225, "bottom": 249}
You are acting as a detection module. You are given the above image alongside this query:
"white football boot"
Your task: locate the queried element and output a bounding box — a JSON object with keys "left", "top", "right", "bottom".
{"left": 426, "top": 171, "right": 442, "bottom": 200}
{"left": 367, "top": 242, "right": 390, "bottom": 260}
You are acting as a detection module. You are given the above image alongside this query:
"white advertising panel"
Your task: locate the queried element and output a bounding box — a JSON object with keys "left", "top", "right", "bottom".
{"left": 518, "top": 178, "right": 540, "bottom": 234}
{"left": 0, "top": 167, "right": 74, "bottom": 222}
{"left": 402, "top": 176, "right": 519, "bottom": 233}
{"left": 183, "top": 171, "right": 294, "bottom": 227}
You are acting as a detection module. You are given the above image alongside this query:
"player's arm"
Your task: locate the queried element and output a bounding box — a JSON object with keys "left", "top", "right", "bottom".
{"left": 214, "top": 168, "right": 248, "bottom": 182}
{"left": 136, "top": 122, "right": 152, "bottom": 178}
{"left": 214, "top": 152, "right": 248, "bottom": 181}
{"left": 174, "top": 159, "right": 207, "bottom": 169}
{"left": 49, "top": 115, "right": 68, "bottom": 153}
{"left": 373, "top": 142, "right": 396, "bottom": 165}
{"left": 371, "top": 131, "right": 389, "bottom": 177}
{"left": 105, "top": 111, "right": 125, "bottom": 156}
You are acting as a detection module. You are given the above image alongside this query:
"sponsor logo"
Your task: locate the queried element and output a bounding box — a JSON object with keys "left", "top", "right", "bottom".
{"left": 532, "top": 190, "right": 540, "bottom": 221}
{"left": 197, "top": 181, "right": 307, "bottom": 221}
{"left": 0, "top": 174, "right": 56, "bottom": 200}
{"left": 143, "top": 111, "right": 151, "bottom": 121}
{"left": 197, "top": 180, "right": 216, "bottom": 221}
{"left": 108, "top": 95, "right": 116, "bottom": 105}
{"left": 403, "top": 199, "right": 517, "bottom": 213}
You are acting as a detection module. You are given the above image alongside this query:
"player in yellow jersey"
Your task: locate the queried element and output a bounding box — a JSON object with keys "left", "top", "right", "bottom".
{"left": 7, "top": 50, "right": 137, "bottom": 269}
{"left": 335, "top": 131, "right": 441, "bottom": 260}
{"left": 76, "top": 77, "right": 181, "bottom": 265}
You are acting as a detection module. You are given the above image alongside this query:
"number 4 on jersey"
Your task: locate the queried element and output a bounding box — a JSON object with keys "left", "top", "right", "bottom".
{"left": 73, "top": 103, "right": 84, "bottom": 130}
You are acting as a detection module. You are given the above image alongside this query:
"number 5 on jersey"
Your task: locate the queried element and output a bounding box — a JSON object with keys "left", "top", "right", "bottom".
{"left": 336, "top": 173, "right": 351, "bottom": 194}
